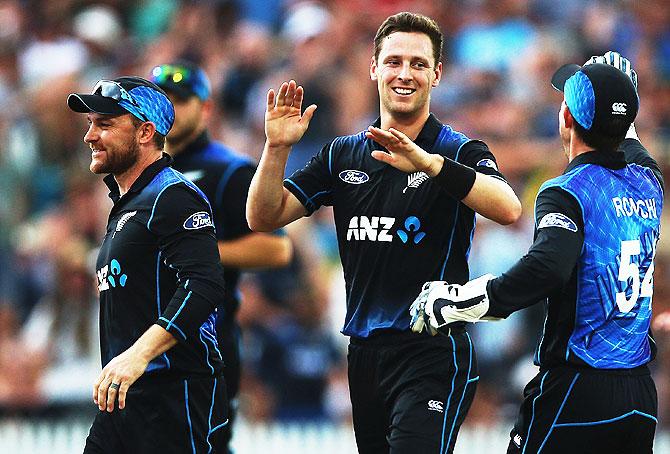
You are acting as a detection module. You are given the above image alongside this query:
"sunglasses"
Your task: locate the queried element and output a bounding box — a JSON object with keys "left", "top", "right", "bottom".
{"left": 93, "top": 80, "right": 148, "bottom": 121}
{"left": 151, "top": 65, "right": 194, "bottom": 85}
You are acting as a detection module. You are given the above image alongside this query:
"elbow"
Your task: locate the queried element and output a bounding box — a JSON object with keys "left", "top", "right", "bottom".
{"left": 246, "top": 208, "right": 274, "bottom": 233}
{"left": 496, "top": 199, "right": 523, "bottom": 225}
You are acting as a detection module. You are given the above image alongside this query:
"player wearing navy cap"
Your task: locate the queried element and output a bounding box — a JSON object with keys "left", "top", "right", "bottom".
{"left": 150, "top": 61, "right": 292, "bottom": 453}
{"left": 69, "top": 76, "right": 229, "bottom": 453}
{"left": 412, "top": 52, "right": 663, "bottom": 453}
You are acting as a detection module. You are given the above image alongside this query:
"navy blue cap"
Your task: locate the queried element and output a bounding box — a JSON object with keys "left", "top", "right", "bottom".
{"left": 67, "top": 77, "right": 175, "bottom": 136}
{"left": 150, "top": 61, "right": 211, "bottom": 101}
{"left": 551, "top": 63, "right": 638, "bottom": 137}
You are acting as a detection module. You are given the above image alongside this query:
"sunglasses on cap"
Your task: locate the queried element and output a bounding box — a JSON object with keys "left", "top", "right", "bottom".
{"left": 150, "top": 64, "right": 210, "bottom": 100}
{"left": 93, "top": 80, "right": 148, "bottom": 122}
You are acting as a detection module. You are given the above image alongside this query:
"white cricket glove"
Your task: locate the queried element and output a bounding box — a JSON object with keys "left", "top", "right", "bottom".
{"left": 410, "top": 274, "right": 499, "bottom": 335}
{"left": 584, "top": 50, "right": 637, "bottom": 89}
{"left": 584, "top": 50, "right": 639, "bottom": 139}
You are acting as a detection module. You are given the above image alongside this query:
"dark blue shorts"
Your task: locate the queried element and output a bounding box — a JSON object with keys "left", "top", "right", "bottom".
{"left": 84, "top": 374, "right": 228, "bottom": 454}
{"left": 507, "top": 365, "right": 657, "bottom": 454}
{"left": 348, "top": 328, "right": 478, "bottom": 454}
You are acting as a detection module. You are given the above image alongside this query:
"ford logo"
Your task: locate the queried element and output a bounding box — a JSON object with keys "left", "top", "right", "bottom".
{"left": 339, "top": 170, "right": 369, "bottom": 185}
{"left": 184, "top": 211, "right": 214, "bottom": 230}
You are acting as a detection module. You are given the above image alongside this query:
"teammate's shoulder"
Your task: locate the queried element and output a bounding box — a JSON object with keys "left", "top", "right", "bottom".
{"left": 201, "top": 140, "right": 254, "bottom": 166}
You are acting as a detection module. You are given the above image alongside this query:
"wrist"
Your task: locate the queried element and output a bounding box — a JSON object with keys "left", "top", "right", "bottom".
{"left": 425, "top": 154, "right": 445, "bottom": 177}
{"left": 433, "top": 157, "right": 476, "bottom": 200}
{"left": 265, "top": 141, "right": 292, "bottom": 155}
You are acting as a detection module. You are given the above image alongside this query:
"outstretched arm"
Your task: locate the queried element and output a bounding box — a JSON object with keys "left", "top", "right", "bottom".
{"left": 247, "top": 80, "right": 317, "bottom": 232}
{"left": 366, "top": 126, "right": 521, "bottom": 225}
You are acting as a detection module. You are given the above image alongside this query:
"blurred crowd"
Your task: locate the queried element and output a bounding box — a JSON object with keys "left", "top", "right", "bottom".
{"left": 0, "top": 0, "right": 669, "bottom": 431}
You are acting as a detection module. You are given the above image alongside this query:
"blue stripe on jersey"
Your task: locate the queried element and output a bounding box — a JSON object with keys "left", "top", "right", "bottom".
{"left": 206, "top": 377, "right": 217, "bottom": 453}
{"left": 523, "top": 370, "right": 549, "bottom": 454}
{"left": 440, "top": 335, "right": 457, "bottom": 453}
{"left": 159, "top": 316, "right": 187, "bottom": 339}
{"left": 446, "top": 332, "right": 474, "bottom": 451}
{"left": 184, "top": 380, "right": 197, "bottom": 454}
{"left": 538, "top": 373, "right": 580, "bottom": 452}
{"left": 554, "top": 409, "right": 657, "bottom": 427}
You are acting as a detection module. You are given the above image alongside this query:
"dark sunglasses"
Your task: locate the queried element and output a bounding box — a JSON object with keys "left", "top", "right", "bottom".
{"left": 93, "top": 80, "right": 148, "bottom": 121}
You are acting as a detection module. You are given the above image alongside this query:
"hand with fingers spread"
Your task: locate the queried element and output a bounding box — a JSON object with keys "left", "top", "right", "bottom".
{"left": 265, "top": 80, "right": 317, "bottom": 150}
{"left": 93, "top": 346, "right": 149, "bottom": 412}
{"left": 366, "top": 126, "right": 443, "bottom": 175}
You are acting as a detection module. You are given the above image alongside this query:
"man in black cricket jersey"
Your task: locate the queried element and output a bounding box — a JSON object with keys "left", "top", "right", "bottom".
{"left": 412, "top": 53, "right": 663, "bottom": 453}
{"left": 247, "top": 12, "right": 522, "bottom": 453}
{"left": 67, "top": 76, "right": 228, "bottom": 453}
{"left": 150, "top": 61, "right": 292, "bottom": 453}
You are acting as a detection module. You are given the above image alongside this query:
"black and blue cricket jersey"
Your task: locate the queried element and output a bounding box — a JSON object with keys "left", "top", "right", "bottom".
{"left": 171, "top": 132, "right": 257, "bottom": 318}
{"left": 96, "top": 154, "right": 225, "bottom": 379}
{"left": 488, "top": 139, "right": 664, "bottom": 370}
{"left": 285, "top": 114, "right": 507, "bottom": 338}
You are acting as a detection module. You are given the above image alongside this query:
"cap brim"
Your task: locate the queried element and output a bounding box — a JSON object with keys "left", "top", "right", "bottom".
{"left": 67, "top": 94, "right": 128, "bottom": 115}
{"left": 551, "top": 64, "right": 582, "bottom": 92}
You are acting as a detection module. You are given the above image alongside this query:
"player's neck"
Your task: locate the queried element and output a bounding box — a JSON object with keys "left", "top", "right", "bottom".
{"left": 380, "top": 110, "right": 429, "bottom": 141}
{"left": 165, "top": 126, "right": 206, "bottom": 157}
{"left": 567, "top": 133, "right": 595, "bottom": 163}
{"left": 114, "top": 149, "right": 163, "bottom": 196}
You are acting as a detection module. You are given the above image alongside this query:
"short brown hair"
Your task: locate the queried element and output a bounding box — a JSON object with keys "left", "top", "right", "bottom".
{"left": 374, "top": 12, "right": 443, "bottom": 66}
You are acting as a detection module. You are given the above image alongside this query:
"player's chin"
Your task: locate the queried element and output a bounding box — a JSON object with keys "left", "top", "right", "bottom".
{"left": 90, "top": 159, "right": 109, "bottom": 175}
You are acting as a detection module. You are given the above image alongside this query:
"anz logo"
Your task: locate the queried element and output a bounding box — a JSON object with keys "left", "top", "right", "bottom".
{"left": 346, "top": 215, "right": 426, "bottom": 244}
{"left": 96, "top": 259, "right": 128, "bottom": 292}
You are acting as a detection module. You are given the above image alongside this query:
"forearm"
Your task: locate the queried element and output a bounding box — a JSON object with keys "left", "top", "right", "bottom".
{"left": 218, "top": 233, "right": 292, "bottom": 268}
{"left": 129, "top": 324, "right": 178, "bottom": 364}
{"left": 247, "top": 142, "right": 293, "bottom": 231}
{"left": 462, "top": 174, "right": 522, "bottom": 225}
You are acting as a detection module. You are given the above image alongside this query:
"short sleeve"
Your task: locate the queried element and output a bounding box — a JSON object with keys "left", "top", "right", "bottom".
{"left": 457, "top": 140, "right": 507, "bottom": 181}
{"left": 283, "top": 141, "right": 335, "bottom": 215}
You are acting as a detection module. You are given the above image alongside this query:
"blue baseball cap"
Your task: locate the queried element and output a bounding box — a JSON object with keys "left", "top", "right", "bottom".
{"left": 67, "top": 76, "right": 175, "bottom": 136}
{"left": 150, "top": 61, "right": 211, "bottom": 101}
{"left": 551, "top": 63, "right": 638, "bottom": 137}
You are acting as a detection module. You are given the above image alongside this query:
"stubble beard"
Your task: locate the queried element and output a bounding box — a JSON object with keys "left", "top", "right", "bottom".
{"left": 91, "top": 135, "right": 140, "bottom": 176}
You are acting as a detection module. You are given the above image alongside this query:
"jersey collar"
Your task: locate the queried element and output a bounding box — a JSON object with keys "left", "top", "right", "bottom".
{"left": 565, "top": 148, "right": 626, "bottom": 174}
{"left": 370, "top": 113, "right": 443, "bottom": 151}
{"left": 104, "top": 153, "right": 173, "bottom": 203}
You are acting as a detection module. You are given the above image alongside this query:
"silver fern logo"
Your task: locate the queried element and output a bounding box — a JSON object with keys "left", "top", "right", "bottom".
{"left": 403, "top": 172, "right": 430, "bottom": 193}
{"left": 114, "top": 211, "right": 137, "bottom": 238}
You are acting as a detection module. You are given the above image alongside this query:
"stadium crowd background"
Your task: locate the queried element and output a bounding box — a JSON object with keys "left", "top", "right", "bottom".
{"left": 0, "top": 0, "right": 669, "bottom": 440}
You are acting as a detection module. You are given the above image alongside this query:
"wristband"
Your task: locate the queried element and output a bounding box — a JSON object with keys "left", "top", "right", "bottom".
{"left": 433, "top": 156, "right": 476, "bottom": 200}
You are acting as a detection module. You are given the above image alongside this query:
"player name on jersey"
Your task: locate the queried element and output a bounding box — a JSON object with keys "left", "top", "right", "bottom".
{"left": 611, "top": 197, "right": 658, "bottom": 219}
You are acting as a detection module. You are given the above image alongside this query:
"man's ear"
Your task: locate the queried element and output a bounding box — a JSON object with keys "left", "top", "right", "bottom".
{"left": 370, "top": 56, "right": 378, "bottom": 81}
{"left": 563, "top": 104, "right": 574, "bottom": 129}
{"left": 137, "top": 121, "right": 157, "bottom": 145}
{"left": 432, "top": 61, "right": 442, "bottom": 87}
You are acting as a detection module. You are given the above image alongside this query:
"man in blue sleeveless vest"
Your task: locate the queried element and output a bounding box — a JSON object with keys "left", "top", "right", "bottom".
{"left": 150, "top": 61, "right": 293, "bottom": 453}
{"left": 411, "top": 52, "right": 663, "bottom": 453}
{"left": 247, "top": 12, "right": 522, "bottom": 453}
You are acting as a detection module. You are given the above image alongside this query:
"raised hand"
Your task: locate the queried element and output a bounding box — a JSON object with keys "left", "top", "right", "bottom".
{"left": 366, "top": 126, "right": 440, "bottom": 174}
{"left": 265, "top": 80, "right": 317, "bottom": 149}
{"left": 584, "top": 51, "right": 637, "bottom": 89}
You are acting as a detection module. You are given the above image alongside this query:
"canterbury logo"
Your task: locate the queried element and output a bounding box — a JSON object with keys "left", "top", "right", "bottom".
{"left": 612, "top": 103, "right": 627, "bottom": 115}
{"left": 427, "top": 400, "right": 444, "bottom": 413}
{"left": 403, "top": 172, "right": 430, "bottom": 193}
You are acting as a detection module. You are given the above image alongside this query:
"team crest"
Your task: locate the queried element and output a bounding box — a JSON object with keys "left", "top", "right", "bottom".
{"left": 403, "top": 172, "right": 430, "bottom": 193}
